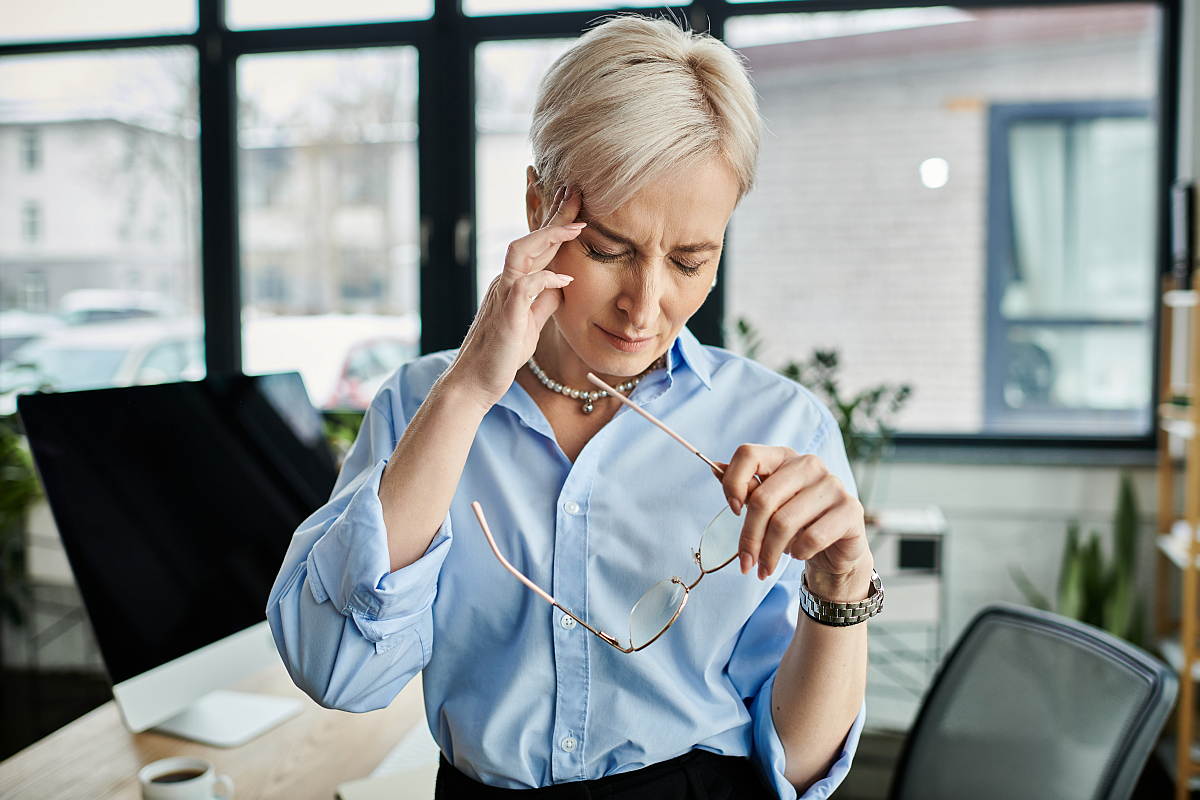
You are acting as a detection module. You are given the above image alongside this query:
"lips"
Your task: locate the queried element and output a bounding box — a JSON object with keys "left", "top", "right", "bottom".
{"left": 599, "top": 326, "right": 652, "bottom": 343}
{"left": 596, "top": 324, "right": 655, "bottom": 353}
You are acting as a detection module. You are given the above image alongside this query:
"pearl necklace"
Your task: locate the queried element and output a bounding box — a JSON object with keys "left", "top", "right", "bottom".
{"left": 527, "top": 353, "right": 666, "bottom": 414}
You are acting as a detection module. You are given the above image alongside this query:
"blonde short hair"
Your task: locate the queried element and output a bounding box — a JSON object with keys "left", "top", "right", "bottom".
{"left": 529, "top": 12, "right": 762, "bottom": 218}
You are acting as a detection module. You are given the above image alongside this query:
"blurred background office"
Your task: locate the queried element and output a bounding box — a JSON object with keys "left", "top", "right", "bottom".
{"left": 0, "top": 0, "right": 1198, "bottom": 797}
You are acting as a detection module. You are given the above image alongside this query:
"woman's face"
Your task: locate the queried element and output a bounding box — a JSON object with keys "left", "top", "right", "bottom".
{"left": 525, "top": 155, "right": 741, "bottom": 379}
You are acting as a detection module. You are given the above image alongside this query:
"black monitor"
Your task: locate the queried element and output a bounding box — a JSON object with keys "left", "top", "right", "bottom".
{"left": 16, "top": 373, "right": 337, "bottom": 688}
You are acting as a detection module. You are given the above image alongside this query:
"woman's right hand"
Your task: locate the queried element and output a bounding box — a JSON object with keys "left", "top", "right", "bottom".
{"left": 446, "top": 184, "right": 586, "bottom": 409}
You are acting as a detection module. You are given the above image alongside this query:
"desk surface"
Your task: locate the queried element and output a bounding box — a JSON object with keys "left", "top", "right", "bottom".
{"left": 0, "top": 659, "right": 426, "bottom": 800}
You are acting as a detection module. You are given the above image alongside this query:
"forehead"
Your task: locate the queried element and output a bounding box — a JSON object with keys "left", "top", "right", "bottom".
{"left": 582, "top": 156, "right": 739, "bottom": 249}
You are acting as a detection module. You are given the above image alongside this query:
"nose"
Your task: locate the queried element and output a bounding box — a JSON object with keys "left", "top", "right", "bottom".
{"left": 615, "top": 267, "right": 665, "bottom": 334}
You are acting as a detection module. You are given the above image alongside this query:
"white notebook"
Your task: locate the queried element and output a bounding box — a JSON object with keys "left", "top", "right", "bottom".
{"left": 334, "top": 720, "right": 442, "bottom": 800}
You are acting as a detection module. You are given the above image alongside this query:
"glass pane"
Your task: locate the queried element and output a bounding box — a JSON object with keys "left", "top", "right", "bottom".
{"left": 1004, "top": 117, "right": 1155, "bottom": 320}
{"left": 466, "top": 0, "right": 683, "bottom": 16}
{"left": 238, "top": 48, "right": 421, "bottom": 412}
{"left": 0, "top": 48, "right": 204, "bottom": 415}
{"left": 1001, "top": 325, "right": 1152, "bottom": 429}
{"left": 227, "top": 0, "right": 431, "bottom": 31}
{"left": 475, "top": 39, "right": 575, "bottom": 306}
{"left": 723, "top": 4, "right": 1160, "bottom": 436}
{"left": 0, "top": 1, "right": 196, "bottom": 44}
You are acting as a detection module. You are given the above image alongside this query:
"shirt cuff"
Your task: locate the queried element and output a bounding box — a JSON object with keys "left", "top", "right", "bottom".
{"left": 748, "top": 669, "right": 867, "bottom": 800}
{"left": 306, "top": 456, "right": 452, "bottom": 643}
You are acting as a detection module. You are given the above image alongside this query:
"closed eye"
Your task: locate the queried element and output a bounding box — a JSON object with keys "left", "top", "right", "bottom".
{"left": 582, "top": 243, "right": 704, "bottom": 276}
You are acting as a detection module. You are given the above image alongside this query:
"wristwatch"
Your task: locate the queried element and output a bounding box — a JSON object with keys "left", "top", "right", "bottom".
{"left": 798, "top": 568, "right": 884, "bottom": 627}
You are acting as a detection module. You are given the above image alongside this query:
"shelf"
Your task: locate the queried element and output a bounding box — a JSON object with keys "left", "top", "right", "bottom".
{"left": 1159, "top": 637, "right": 1200, "bottom": 682}
{"left": 1165, "top": 289, "right": 1198, "bottom": 307}
{"left": 1158, "top": 534, "right": 1200, "bottom": 569}
{"left": 1161, "top": 417, "right": 1196, "bottom": 440}
{"left": 1156, "top": 737, "right": 1200, "bottom": 789}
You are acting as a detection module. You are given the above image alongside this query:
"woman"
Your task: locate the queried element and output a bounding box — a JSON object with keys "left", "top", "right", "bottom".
{"left": 267, "top": 13, "right": 878, "bottom": 800}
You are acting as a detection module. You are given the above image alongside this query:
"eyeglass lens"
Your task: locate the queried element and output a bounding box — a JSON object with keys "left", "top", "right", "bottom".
{"left": 626, "top": 504, "right": 743, "bottom": 648}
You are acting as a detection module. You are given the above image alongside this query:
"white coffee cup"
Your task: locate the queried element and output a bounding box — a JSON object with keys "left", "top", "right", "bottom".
{"left": 137, "top": 756, "right": 234, "bottom": 800}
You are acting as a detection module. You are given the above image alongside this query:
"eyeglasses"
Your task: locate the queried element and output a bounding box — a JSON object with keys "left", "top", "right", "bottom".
{"left": 470, "top": 370, "right": 762, "bottom": 653}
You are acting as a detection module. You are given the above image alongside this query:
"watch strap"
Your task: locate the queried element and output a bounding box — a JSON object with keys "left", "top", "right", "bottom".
{"left": 798, "top": 568, "right": 884, "bottom": 627}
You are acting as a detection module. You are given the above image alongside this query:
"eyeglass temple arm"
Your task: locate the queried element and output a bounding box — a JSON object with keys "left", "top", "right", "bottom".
{"left": 584, "top": 373, "right": 763, "bottom": 486}
{"left": 469, "top": 501, "right": 631, "bottom": 652}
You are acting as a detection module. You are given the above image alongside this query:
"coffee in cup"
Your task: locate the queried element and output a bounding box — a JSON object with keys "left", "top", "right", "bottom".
{"left": 137, "top": 756, "right": 234, "bottom": 799}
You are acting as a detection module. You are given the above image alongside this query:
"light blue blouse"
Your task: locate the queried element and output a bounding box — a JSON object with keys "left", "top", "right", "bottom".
{"left": 266, "top": 324, "right": 866, "bottom": 799}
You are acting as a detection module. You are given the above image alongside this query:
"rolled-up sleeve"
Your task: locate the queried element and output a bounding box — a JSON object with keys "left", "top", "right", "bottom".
{"left": 727, "top": 401, "right": 867, "bottom": 799}
{"left": 266, "top": 369, "right": 452, "bottom": 711}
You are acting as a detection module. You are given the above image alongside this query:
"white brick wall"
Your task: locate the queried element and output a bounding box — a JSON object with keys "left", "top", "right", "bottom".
{"left": 729, "top": 26, "right": 1158, "bottom": 433}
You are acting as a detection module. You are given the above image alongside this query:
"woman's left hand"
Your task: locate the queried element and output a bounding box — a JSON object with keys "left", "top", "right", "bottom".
{"left": 710, "top": 444, "right": 872, "bottom": 586}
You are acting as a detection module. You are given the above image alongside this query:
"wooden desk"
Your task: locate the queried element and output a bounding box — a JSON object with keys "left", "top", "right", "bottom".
{"left": 0, "top": 659, "right": 426, "bottom": 800}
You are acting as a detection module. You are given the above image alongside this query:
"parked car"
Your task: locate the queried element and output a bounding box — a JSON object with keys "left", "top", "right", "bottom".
{"left": 57, "top": 288, "right": 178, "bottom": 325}
{"left": 0, "top": 316, "right": 203, "bottom": 415}
{"left": 243, "top": 313, "right": 420, "bottom": 410}
{"left": 0, "top": 313, "right": 420, "bottom": 415}
{"left": 0, "top": 310, "right": 65, "bottom": 363}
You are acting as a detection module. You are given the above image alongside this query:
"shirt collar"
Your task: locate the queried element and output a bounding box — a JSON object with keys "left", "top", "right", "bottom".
{"left": 668, "top": 324, "right": 714, "bottom": 390}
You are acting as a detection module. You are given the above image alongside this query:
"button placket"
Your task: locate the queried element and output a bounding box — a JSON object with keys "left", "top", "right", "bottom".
{"left": 551, "top": 476, "right": 592, "bottom": 782}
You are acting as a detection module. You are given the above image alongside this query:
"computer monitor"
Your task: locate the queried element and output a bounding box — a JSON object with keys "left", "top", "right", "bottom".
{"left": 17, "top": 372, "right": 339, "bottom": 746}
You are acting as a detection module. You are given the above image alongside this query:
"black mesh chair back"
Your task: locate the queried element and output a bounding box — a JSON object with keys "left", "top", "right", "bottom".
{"left": 888, "top": 602, "right": 1177, "bottom": 800}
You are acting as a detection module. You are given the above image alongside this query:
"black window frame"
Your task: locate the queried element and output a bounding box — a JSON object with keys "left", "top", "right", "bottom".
{"left": 0, "top": 0, "right": 1182, "bottom": 458}
{"left": 985, "top": 99, "right": 1156, "bottom": 435}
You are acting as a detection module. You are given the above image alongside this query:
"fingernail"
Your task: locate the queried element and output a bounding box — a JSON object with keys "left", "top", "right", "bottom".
{"left": 758, "top": 564, "right": 766, "bottom": 580}
{"left": 730, "top": 498, "right": 742, "bottom": 516}
{"left": 739, "top": 553, "right": 750, "bottom": 574}
{"left": 565, "top": 222, "right": 587, "bottom": 228}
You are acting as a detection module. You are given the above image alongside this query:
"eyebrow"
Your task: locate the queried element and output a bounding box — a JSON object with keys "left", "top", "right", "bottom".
{"left": 575, "top": 210, "right": 723, "bottom": 254}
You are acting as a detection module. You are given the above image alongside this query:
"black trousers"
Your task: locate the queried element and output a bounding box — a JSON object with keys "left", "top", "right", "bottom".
{"left": 434, "top": 748, "right": 779, "bottom": 799}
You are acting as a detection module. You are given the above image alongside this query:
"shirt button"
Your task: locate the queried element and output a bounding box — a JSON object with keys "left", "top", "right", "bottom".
{"left": 560, "top": 736, "right": 577, "bottom": 752}
{"left": 560, "top": 614, "right": 577, "bottom": 630}
{"left": 563, "top": 500, "right": 581, "bottom": 515}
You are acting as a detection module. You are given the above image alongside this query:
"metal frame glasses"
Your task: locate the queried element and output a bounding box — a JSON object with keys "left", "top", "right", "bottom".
{"left": 470, "top": 370, "right": 761, "bottom": 653}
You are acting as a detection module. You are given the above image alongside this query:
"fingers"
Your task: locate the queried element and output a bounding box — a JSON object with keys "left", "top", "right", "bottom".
{"left": 721, "top": 444, "right": 784, "bottom": 515}
{"left": 783, "top": 493, "right": 862, "bottom": 561}
{"left": 541, "top": 182, "right": 583, "bottom": 229}
{"left": 502, "top": 184, "right": 587, "bottom": 278}
{"left": 509, "top": 269, "right": 573, "bottom": 313}
{"left": 738, "top": 456, "right": 819, "bottom": 578}
{"left": 504, "top": 223, "right": 584, "bottom": 277}
{"left": 755, "top": 471, "right": 841, "bottom": 579}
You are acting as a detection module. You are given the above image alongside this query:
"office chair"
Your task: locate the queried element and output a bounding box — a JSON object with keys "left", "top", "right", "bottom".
{"left": 888, "top": 602, "right": 1177, "bottom": 800}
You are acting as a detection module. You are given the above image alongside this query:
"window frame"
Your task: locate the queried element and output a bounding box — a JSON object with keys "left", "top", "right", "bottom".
{"left": 985, "top": 99, "right": 1157, "bottom": 435}
{"left": 0, "top": 0, "right": 1183, "bottom": 456}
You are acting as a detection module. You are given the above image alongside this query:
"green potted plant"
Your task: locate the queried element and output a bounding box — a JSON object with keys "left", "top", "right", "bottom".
{"left": 0, "top": 414, "right": 41, "bottom": 638}
{"left": 1009, "top": 472, "right": 1144, "bottom": 647}
{"left": 322, "top": 409, "right": 366, "bottom": 472}
{"left": 728, "top": 317, "right": 913, "bottom": 519}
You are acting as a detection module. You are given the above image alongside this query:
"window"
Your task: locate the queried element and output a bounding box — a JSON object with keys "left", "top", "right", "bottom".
{"left": 0, "top": 48, "right": 204, "bottom": 395}
{"left": 226, "top": 0, "right": 431, "bottom": 31}
{"left": 2, "top": 1, "right": 1176, "bottom": 445}
{"left": 465, "top": 0, "right": 684, "bottom": 16}
{"left": 242, "top": 148, "right": 292, "bottom": 209}
{"left": 21, "top": 201, "right": 41, "bottom": 243}
{"left": 20, "top": 128, "right": 40, "bottom": 171}
{"left": 723, "top": 3, "right": 1162, "bottom": 438}
{"left": 238, "top": 47, "right": 419, "bottom": 409}
{"left": 0, "top": 1, "right": 195, "bottom": 44}
{"left": 475, "top": 38, "right": 575, "bottom": 304}
{"left": 986, "top": 102, "right": 1155, "bottom": 434}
